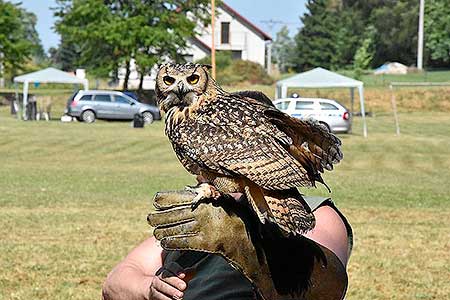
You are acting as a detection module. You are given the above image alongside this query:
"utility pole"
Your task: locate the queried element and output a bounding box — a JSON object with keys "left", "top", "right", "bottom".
{"left": 417, "top": 0, "right": 425, "bottom": 70}
{"left": 0, "top": 52, "right": 4, "bottom": 88}
{"left": 211, "top": 0, "right": 216, "bottom": 79}
{"left": 260, "top": 19, "right": 299, "bottom": 75}
{"left": 266, "top": 42, "right": 272, "bottom": 75}
{"left": 260, "top": 20, "right": 283, "bottom": 76}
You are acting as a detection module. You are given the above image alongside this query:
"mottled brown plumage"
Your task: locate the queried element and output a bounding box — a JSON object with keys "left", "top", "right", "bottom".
{"left": 155, "top": 63, "right": 343, "bottom": 235}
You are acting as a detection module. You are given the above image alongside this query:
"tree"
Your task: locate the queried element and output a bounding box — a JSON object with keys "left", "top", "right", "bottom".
{"left": 272, "top": 26, "right": 295, "bottom": 72}
{"left": 292, "top": 0, "right": 361, "bottom": 71}
{"left": 370, "top": 0, "right": 419, "bottom": 67}
{"left": 0, "top": 1, "right": 38, "bottom": 80}
{"left": 292, "top": 0, "right": 339, "bottom": 71}
{"left": 353, "top": 25, "right": 375, "bottom": 79}
{"left": 292, "top": 0, "right": 434, "bottom": 71}
{"left": 22, "top": 10, "right": 46, "bottom": 63}
{"left": 330, "top": 9, "right": 364, "bottom": 69}
{"left": 425, "top": 0, "right": 450, "bottom": 66}
{"left": 54, "top": 0, "right": 210, "bottom": 89}
{"left": 48, "top": 35, "right": 82, "bottom": 71}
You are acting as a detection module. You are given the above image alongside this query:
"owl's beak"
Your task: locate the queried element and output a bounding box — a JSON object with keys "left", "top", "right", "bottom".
{"left": 158, "top": 81, "right": 197, "bottom": 112}
{"left": 174, "top": 81, "right": 187, "bottom": 100}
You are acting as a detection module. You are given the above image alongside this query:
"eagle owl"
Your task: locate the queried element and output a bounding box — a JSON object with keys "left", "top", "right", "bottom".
{"left": 155, "top": 63, "right": 342, "bottom": 236}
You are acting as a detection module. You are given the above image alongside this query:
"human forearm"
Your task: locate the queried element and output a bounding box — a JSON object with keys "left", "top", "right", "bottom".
{"left": 102, "top": 237, "right": 186, "bottom": 300}
{"left": 102, "top": 263, "right": 153, "bottom": 300}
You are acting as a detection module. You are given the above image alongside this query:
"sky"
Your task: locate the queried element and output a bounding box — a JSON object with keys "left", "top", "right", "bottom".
{"left": 10, "top": 0, "right": 308, "bottom": 53}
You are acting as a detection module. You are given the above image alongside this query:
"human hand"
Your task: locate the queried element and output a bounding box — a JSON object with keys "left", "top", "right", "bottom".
{"left": 148, "top": 271, "right": 186, "bottom": 300}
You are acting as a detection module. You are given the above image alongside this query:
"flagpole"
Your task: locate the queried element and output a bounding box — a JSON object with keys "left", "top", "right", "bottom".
{"left": 211, "top": 0, "right": 216, "bottom": 78}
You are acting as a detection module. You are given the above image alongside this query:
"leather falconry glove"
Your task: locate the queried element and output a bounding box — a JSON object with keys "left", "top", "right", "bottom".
{"left": 147, "top": 190, "right": 347, "bottom": 300}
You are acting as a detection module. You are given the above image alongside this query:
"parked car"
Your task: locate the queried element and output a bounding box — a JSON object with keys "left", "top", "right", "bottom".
{"left": 273, "top": 97, "right": 351, "bottom": 133}
{"left": 66, "top": 90, "right": 161, "bottom": 124}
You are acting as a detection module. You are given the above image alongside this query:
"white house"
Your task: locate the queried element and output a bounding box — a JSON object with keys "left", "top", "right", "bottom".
{"left": 119, "top": 2, "right": 272, "bottom": 90}
{"left": 187, "top": 2, "right": 272, "bottom": 66}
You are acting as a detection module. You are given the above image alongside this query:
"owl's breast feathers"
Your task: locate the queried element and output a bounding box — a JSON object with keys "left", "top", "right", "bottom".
{"left": 165, "top": 92, "right": 342, "bottom": 190}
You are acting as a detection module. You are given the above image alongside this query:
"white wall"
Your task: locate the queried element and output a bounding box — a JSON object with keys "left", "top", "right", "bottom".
{"left": 187, "top": 42, "right": 209, "bottom": 62}
{"left": 117, "top": 6, "right": 269, "bottom": 89}
{"left": 195, "top": 7, "right": 267, "bottom": 66}
{"left": 118, "top": 59, "right": 156, "bottom": 90}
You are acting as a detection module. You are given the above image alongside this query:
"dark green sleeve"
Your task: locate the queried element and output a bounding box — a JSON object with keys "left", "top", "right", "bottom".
{"left": 163, "top": 251, "right": 256, "bottom": 300}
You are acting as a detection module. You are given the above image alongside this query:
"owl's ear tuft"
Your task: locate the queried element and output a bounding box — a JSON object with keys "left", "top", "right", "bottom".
{"left": 158, "top": 62, "right": 174, "bottom": 70}
{"left": 156, "top": 63, "right": 165, "bottom": 71}
{"left": 201, "top": 64, "right": 212, "bottom": 70}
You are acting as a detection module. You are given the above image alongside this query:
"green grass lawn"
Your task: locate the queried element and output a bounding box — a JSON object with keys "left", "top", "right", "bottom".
{"left": 0, "top": 107, "right": 449, "bottom": 300}
{"left": 337, "top": 70, "right": 450, "bottom": 87}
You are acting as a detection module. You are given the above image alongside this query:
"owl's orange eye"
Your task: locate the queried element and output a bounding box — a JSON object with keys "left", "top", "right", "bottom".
{"left": 163, "top": 76, "right": 175, "bottom": 85}
{"left": 187, "top": 74, "right": 199, "bottom": 85}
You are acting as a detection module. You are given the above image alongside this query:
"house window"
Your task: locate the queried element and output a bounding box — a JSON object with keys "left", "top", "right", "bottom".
{"left": 221, "top": 22, "right": 230, "bottom": 44}
{"left": 184, "top": 54, "right": 194, "bottom": 63}
{"left": 231, "top": 50, "right": 242, "bottom": 60}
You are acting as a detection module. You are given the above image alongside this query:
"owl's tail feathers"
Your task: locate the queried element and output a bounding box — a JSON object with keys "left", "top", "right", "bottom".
{"left": 244, "top": 184, "right": 273, "bottom": 225}
{"left": 264, "top": 190, "right": 316, "bottom": 236}
{"left": 244, "top": 183, "right": 315, "bottom": 236}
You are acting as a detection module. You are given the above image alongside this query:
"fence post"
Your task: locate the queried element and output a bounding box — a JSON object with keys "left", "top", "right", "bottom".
{"left": 389, "top": 84, "right": 400, "bottom": 136}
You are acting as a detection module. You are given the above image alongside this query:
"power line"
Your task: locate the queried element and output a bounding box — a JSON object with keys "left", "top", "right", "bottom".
{"left": 260, "top": 19, "right": 300, "bottom": 33}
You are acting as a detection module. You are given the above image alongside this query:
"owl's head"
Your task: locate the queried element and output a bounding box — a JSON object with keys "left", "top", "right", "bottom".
{"left": 155, "top": 63, "right": 212, "bottom": 112}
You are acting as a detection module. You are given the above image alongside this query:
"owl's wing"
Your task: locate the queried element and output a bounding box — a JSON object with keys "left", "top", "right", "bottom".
{"left": 187, "top": 95, "right": 342, "bottom": 191}
{"left": 200, "top": 126, "right": 314, "bottom": 190}
{"left": 230, "top": 90, "right": 275, "bottom": 107}
{"left": 264, "top": 108, "right": 343, "bottom": 173}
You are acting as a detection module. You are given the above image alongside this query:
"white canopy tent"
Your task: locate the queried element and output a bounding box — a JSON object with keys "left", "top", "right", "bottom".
{"left": 13, "top": 67, "right": 89, "bottom": 120}
{"left": 276, "top": 67, "right": 367, "bottom": 137}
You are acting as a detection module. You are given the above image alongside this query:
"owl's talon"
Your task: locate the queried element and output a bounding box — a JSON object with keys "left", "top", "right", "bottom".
{"left": 185, "top": 183, "right": 221, "bottom": 209}
{"left": 191, "top": 197, "right": 202, "bottom": 210}
{"left": 184, "top": 185, "right": 198, "bottom": 193}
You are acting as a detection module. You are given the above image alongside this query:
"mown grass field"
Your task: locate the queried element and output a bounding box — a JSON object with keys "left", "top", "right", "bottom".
{"left": 1, "top": 105, "right": 449, "bottom": 300}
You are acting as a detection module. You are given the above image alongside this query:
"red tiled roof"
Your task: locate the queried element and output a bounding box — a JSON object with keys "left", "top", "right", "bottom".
{"left": 220, "top": 2, "right": 272, "bottom": 41}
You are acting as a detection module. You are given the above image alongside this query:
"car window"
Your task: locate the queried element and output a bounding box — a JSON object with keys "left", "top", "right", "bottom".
{"left": 320, "top": 102, "right": 339, "bottom": 110}
{"left": 295, "top": 101, "right": 315, "bottom": 110}
{"left": 94, "top": 94, "right": 111, "bottom": 102}
{"left": 115, "top": 95, "right": 131, "bottom": 104}
{"left": 275, "top": 101, "right": 290, "bottom": 110}
{"left": 79, "top": 95, "right": 92, "bottom": 101}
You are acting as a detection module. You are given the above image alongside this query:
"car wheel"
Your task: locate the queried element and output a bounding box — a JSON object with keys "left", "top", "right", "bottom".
{"left": 142, "top": 111, "right": 154, "bottom": 124}
{"left": 81, "top": 110, "right": 96, "bottom": 123}
{"left": 319, "top": 121, "right": 331, "bottom": 133}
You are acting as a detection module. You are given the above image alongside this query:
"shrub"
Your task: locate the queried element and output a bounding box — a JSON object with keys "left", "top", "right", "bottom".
{"left": 196, "top": 53, "right": 273, "bottom": 86}
{"left": 220, "top": 60, "right": 273, "bottom": 85}
{"left": 196, "top": 51, "right": 233, "bottom": 71}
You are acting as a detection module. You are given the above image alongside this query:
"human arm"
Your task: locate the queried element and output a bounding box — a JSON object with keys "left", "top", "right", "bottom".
{"left": 304, "top": 204, "right": 350, "bottom": 266}
{"left": 102, "top": 237, "right": 186, "bottom": 300}
{"left": 148, "top": 191, "right": 349, "bottom": 300}
{"left": 103, "top": 193, "right": 350, "bottom": 300}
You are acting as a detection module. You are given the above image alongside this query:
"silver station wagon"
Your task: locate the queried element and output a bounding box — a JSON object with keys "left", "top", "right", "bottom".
{"left": 273, "top": 97, "right": 352, "bottom": 133}
{"left": 66, "top": 90, "right": 161, "bottom": 124}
